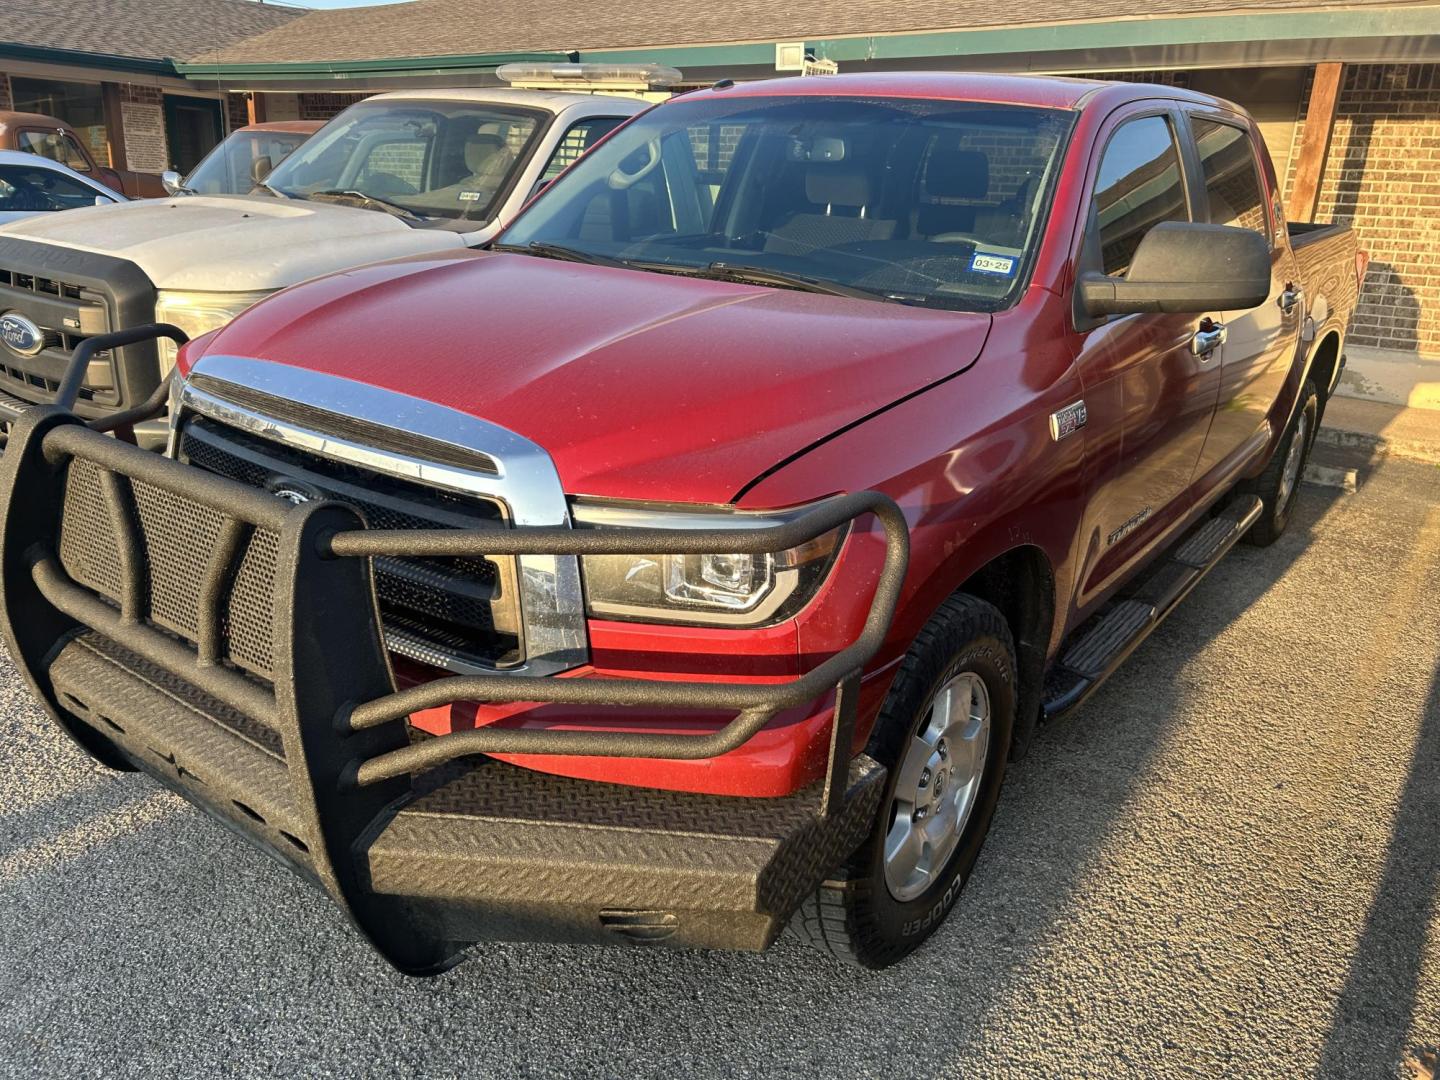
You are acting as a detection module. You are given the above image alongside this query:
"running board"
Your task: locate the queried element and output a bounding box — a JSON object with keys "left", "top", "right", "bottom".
{"left": 1042, "top": 495, "right": 1263, "bottom": 721}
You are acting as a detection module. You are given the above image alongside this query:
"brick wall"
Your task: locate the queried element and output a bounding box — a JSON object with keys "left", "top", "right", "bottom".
{"left": 1285, "top": 63, "right": 1440, "bottom": 356}
{"left": 1070, "top": 70, "right": 1192, "bottom": 88}
{"left": 0, "top": 75, "right": 11, "bottom": 112}
{"left": 119, "top": 83, "right": 163, "bottom": 106}
{"left": 298, "top": 92, "right": 370, "bottom": 121}
{"left": 227, "top": 93, "right": 249, "bottom": 132}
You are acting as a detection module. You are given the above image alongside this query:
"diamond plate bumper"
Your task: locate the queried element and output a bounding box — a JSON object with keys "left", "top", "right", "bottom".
{"left": 0, "top": 399, "right": 908, "bottom": 973}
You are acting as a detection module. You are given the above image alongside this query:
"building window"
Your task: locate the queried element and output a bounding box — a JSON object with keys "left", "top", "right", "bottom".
{"left": 10, "top": 77, "right": 109, "bottom": 167}
{"left": 1093, "top": 115, "right": 1189, "bottom": 277}
{"left": 1190, "top": 117, "right": 1270, "bottom": 238}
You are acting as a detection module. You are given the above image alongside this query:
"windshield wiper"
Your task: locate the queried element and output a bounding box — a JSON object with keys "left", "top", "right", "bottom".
{"left": 308, "top": 189, "right": 422, "bottom": 221}
{"left": 491, "top": 241, "right": 631, "bottom": 268}
{"left": 695, "top": 262, "right": 890, "bottom": 302}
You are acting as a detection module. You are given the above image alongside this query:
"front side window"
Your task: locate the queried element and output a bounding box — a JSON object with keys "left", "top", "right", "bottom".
{"left": 16, "top": 129, "right": 91, "bottom": 172}
{"left": 0, "top": 165, "right": 104, "bottom": 212}
{"left": 264, "top": 101, "right": 546, "bottom": 226}
{"left": 501, "top": 95, "right": 1074, "bottom": 312}
{"left": 1092, "top": 115, "right": 1189, "bottom": 277}
{"left": 1190, "top": 116, "right": 1270, "bottom": 238}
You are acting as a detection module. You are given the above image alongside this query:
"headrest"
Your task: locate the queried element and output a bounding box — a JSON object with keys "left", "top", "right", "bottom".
{"left": 806, "top": 166, "right": 871, "bottom": 208}
{"left": 926, "top": 147, "right": 989, "bottom": 200}
{"left": 465, "top": 133, "right": 507, "bottom": 173}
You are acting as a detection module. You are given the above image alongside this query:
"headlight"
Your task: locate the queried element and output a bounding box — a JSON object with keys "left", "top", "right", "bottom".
{"left": 154, "top": 290, "right": 274, "bottom": 374}
{"left": 572, "top": 500, "right": 846, "bottom": 627}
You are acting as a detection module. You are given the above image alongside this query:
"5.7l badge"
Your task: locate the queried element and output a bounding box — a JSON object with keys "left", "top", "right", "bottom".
{"left": 1049, "top": 399, "right": 1087, "bottom": 442}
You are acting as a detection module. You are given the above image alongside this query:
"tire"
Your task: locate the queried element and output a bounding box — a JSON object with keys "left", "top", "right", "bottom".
{"left": 1242, "top": 379, "right": 1318, "bottom": 547}
{"left": 792, "top": 593, "right": 1016, "bottom": 969}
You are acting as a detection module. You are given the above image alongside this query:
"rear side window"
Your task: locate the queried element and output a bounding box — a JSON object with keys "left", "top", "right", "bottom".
{"left": 1093, "top": 115, "right": 1189, "bottom": 277}
{"left": 541, "top": 117, "right": 626, "bottom": 180}
{"left": 1190, "top": 117, "right": 1270, "bottom": 238}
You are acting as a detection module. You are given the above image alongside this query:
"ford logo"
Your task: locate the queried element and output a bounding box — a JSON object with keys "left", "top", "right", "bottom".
{"left": 0, "top": 313, "right": 44, "bottom": 358}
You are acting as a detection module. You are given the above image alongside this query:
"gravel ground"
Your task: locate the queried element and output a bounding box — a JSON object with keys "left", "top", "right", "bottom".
{"left": 1, "top": 449, "right": 1438, "bottom": 1079}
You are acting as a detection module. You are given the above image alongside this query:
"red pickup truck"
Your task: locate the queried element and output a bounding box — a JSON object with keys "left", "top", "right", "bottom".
{"left": 0, "top": 73, "right": 1363, "bottom": 974}
{"left": 0, "top": 111, "right": 165, "bottom": 198}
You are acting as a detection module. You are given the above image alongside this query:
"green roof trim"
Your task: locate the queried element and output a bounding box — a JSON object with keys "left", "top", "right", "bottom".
{"left": 805, "top": 7, "right": 1440, "bottom": 63}
{"left": 174, "top": 51, "right": 575, "bottom": 83}
{"left": 580, "top": 6, "right": 1440, "bottom": 67}
{"left": 0, "top": 42, "right": 175, "bottom": 75}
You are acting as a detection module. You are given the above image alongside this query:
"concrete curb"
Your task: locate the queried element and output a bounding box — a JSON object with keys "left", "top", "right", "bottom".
{"left": 1335, "top": 347, "right": 1440, "bottom": 411}
{"left": 1315, "top": 425, "right": 1440, "bottom": 467}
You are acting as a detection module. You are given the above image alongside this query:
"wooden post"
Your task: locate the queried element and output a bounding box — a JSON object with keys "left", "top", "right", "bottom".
{"left": 1286, "top": 61, "right": 1345, "bottom": 224}
{"left": 100, "top": 82, "right": 127, "bottom": 171}
{"left": 245, "top": 92, "right": 266, "bottom": 126}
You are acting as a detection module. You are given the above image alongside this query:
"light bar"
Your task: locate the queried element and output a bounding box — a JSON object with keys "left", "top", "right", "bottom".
{"left": 496, "top": 62, "right": 684, "bottom": 88}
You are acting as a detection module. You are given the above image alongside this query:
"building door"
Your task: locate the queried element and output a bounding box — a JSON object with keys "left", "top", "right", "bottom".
{"left": 163, "top": 96, "right": 224, "bottom": 174}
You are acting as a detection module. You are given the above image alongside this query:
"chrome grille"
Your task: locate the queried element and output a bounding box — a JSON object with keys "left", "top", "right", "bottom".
{"left": 178, "top": 413, "right": 523, "bottom": 672}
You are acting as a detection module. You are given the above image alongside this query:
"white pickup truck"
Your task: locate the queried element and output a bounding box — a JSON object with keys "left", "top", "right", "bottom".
{"left": 0, "top": 84, "right": 650, "bottom": 447}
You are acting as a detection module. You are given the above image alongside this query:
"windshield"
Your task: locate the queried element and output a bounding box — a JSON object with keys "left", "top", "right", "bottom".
{"left": 185, "top": 129, "right": 312, "bottom": 195}
{"left": 16, "top": 130, "right": 91, "bottom": 172}
{"left": 500, "top": 95, "right": 1074, "bottom": 311}
{"left": 0, "top": 164, "right": 105, "bottom": 212}
{"left": 265, "top": 100, "right": 546, "bottom": 226}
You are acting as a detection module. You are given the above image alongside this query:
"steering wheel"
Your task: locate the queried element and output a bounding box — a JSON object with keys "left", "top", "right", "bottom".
{"left": 363, "top": 172, "right": 418, "bottom": 197}
{"left": 608, "top": 140, "right": 662, "bottom": 190}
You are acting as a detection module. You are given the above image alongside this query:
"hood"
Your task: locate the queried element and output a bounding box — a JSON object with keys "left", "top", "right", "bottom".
{"left": 191, "top": 251, "right": 993, "bottom": 504}
{"left": 0, "top": 196, "right": 467, "bottom": 291}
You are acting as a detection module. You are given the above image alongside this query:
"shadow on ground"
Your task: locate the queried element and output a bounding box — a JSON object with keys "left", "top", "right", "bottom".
{"left": 2, "top": 458, "right": 1437, "bottom": 1079}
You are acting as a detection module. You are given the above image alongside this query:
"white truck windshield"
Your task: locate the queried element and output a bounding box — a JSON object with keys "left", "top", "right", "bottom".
{"left": 500, "top": 95, "right": 1074, "bottom": 311}
{"left": 265, "top": 100, "right": 546, "bottom": 225}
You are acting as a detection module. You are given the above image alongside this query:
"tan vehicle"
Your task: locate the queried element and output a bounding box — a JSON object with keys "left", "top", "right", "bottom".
{"left": 162, "top": 120, "right": 324, "bottom": 197}
{"left": 0, "top": 111, "right": 165, "bottom": 199}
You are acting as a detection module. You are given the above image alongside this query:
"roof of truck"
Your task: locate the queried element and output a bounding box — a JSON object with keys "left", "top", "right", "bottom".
{"left": 693, "top": 71, "right": 1213, "bottom": 111}
{"left": 239, "top": 121, "right": 326, "bottom": 135}
{"left": 0, "top": 111, "right": 84, "bottom": 131}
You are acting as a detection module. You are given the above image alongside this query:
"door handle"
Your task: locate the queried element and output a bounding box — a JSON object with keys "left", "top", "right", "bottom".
{"left": 1192, "top": 319, "right": 1226, "bottom": 357}
{"left": 1278, "top": 283, "right": 1303, "bottom": 314}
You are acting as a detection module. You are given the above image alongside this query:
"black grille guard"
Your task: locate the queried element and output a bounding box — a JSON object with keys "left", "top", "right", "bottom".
{"left": 0, "top": 329, "right": 910, "bottom": 972}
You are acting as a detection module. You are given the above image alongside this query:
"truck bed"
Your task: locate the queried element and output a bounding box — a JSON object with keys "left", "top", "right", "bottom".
{"left": 1287, "top": 220, "right": 1360, "bottom": 370}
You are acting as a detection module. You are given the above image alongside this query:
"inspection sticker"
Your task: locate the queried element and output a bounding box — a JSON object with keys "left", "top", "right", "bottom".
{"left": 969, "top": 251, "right": 1016, "bottom": 276}
{"left": 458, "top": 191, "right": 483, "bottom": 202}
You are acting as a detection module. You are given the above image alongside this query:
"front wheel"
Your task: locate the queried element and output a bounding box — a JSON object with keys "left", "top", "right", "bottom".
{"left": 792, "top": 594, "right": 1015, "bottom": 969}
{"left": 1242, "top": 378, "right": 1318, "bottom": 547}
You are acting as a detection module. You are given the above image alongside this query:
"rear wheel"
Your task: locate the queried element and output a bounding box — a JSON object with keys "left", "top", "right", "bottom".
{"left": 792, "top": 594, "right": 1015, "bottom": 969}
{"left": 1242, "top": 379, "right": 1318, "bottom": 547}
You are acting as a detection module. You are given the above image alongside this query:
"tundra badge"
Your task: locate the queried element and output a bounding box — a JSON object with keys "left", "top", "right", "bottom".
{"left": 1049, "top": 400, "right": 1087, "bottom": 442}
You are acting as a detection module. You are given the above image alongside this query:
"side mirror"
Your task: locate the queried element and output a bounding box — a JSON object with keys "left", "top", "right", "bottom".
{"left": 161, "top": 170, "right": 186, "bottom": 196}
{"left": 93, "top": 195, "right": 116, "bottom": 207}
{"left": 250, "top": 155, "right": 273, "bottom": 183}
{"left": 1079, "top": 221, "right": 1271, "bottom": 317}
